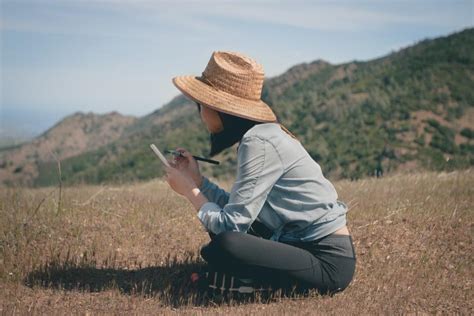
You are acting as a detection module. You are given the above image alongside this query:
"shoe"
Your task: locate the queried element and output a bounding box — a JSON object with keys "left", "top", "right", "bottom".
{"left": 193, "top": 270, "right": 273, "bottom": 295}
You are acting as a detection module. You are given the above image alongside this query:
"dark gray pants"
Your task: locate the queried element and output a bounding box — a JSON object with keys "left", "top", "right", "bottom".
{"left": 200, "top": 221, "right": 356, "bottom": 295}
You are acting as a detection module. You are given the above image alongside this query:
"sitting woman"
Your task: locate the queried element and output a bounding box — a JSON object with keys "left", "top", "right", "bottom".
{"left": 165, "top": 51, "right": 356, "bottom": 296}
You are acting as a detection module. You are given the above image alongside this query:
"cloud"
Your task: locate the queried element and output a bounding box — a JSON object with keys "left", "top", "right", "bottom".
{"left": 200, "top": 1, "right": 473, "bottom": 31}
{"left": 2, "top": 0, "right": 472, "bottom": 37}
{"left": 2, "top": 0, "right": 472, "bottom": 119}
{"left": 0, "top": 0, "right": 219, "bottom": 38}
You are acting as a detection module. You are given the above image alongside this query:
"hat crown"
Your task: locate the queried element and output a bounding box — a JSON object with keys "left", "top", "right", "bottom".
{"left": 201, "top": 51, "right": 265, "bottom": 101}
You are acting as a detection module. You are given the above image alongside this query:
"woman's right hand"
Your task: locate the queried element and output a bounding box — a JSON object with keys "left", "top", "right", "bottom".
{"left": 170, "top": 147, "right": 203, "bottom": 188}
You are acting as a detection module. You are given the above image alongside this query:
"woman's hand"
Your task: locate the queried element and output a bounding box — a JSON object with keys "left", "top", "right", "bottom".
{"left": 171, "top": 147, "right": 203, "bottom": 188}
{"left": 165, "top": 165, "right": 197, "bottom": 197}
{"left": 165, "top": 164, "right": 209, "bottom": 211}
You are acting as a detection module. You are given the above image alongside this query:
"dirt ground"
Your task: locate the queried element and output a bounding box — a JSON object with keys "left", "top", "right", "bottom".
{"left": 1, "top": 170, "right": 472, "bottom": 314}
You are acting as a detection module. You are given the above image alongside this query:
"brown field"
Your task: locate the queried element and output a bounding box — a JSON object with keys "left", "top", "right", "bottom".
{"left": 1, "top": 170, "right": 473, "bottom": 314}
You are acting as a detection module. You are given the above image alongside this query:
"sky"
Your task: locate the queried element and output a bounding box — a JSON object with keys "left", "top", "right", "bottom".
{"left": 1, "top": 0, "right": 473, "bottom": 137}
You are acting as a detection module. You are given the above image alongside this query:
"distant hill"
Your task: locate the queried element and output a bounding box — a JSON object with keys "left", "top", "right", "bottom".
{"left": 0, "top": 135, "right": 32, "bottom": 150}
{"left": 0, "top": 112, "right": 137, "bottom": 185}
{"left": 2, "top": 28, "right": 473, "bottom": 187}
{"left": 261, "top": 28, "right": 474, "bottom": 178}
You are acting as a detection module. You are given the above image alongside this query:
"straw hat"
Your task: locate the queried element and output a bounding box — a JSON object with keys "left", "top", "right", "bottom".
{"left": 172, "top": 51, "right": 277, "bottom": 122}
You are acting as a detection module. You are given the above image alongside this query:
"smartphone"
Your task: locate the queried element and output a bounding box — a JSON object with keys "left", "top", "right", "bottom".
{"left": 150, "top": 144, "right": 170, "bottom": 167}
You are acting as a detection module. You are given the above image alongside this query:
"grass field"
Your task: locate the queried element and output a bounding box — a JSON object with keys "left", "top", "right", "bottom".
{"left": 1, "top": 170, "right": 472, "bottom": 314}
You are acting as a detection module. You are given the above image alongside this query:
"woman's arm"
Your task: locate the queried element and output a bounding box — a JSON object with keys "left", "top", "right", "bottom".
{"left": 196, "top": 136, "right": 284, "bottom": 235}
{"left": 185, "top": 187, "right": 209, "bottom": 211}
{"left": 165, "top": 166, "right": 209, "bottom": 211}
{"left": 199, "top": 176, "right": 230, "bottom": 208}
{"left": 166, "top": 147, "right": 230, "bottom": 208}
{"left": 165, "top": 137, "right": 283, "bottom": 234}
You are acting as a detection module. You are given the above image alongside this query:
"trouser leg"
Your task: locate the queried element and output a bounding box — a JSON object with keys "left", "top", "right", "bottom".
{"left": 207, "top": 219, "right": 272, "bottom": 240}
{"left": 200, "top": 231, "right": 333, "bottom": 293}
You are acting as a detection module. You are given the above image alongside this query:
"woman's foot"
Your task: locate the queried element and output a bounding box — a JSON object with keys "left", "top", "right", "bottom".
{"left": 190, "top": 269, "right": 273, "bottom": 295}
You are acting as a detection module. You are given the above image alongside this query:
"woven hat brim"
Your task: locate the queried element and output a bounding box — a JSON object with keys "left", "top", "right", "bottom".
{"left": 172, "top": 76, "right": 277, "bottom": 123}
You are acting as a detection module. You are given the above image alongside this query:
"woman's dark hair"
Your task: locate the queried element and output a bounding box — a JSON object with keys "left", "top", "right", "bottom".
{"left": 196, "top": 102, "right": 262, "bottom": 157}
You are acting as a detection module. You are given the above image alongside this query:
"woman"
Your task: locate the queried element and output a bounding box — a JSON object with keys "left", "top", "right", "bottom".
{"left": 165, "top": 51, "right": 356, "bottom": 296}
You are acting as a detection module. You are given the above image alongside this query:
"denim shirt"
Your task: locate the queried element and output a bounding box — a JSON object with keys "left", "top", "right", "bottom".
{"left": 197, "top": 122, "right": 348, "bottom": 242}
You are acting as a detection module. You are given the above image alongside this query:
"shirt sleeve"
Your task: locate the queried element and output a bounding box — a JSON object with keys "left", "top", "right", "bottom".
{"left": 197, "top": 136, "right": 284, "bottom": 235}
{"left": 199, "top": 176, "right": 230, "bottom": 208}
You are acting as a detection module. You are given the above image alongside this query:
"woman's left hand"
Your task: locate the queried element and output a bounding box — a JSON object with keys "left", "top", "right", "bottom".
{"left": 165, "top": 165, "right": 197, "bottom": 197}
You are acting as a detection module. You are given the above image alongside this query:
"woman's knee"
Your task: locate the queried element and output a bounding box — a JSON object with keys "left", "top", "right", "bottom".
{"left": 212, "top": 231, "right": 242, "bottom": 252}
{"left": 200, "top": 231, "right": 241, "bottom": 261}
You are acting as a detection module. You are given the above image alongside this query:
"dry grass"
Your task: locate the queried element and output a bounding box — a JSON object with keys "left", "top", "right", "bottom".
{"left": 0, "top": 170, "right": 472, "bottom": 314}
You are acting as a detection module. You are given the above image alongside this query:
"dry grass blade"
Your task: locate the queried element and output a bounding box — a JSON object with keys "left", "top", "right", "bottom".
{"left": 0, "top": 170, "right": 473, "bottom": 314}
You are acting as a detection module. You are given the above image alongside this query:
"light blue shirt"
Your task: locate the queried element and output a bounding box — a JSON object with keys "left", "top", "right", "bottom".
{"left": 197, "top": 122, "right": 348, "bottom": 242}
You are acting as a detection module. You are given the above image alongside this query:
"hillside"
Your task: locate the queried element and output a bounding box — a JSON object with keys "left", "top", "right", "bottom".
{"left": 3, "top": 28, "right": 474, "bottom": 187}
{"left": 262, "top": 28, "right": 474, "bottom": 178}
{"left": 0, "top": 112, "right": 137, "bottom": 186}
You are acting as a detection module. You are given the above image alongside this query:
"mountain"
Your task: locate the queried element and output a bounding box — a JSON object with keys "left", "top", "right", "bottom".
{"left": 2, "top": 28, "right": 473, "bottom": 187}
{"left": 0, "top": 112, "right": 137, "bottom": 185}
{"left": 261, "top": 28, "right": 474, "bottom": 178}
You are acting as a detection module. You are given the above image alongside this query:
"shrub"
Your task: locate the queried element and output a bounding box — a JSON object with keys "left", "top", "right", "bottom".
{"left": 460, "top": 127, "right": 474, "bottom": 139}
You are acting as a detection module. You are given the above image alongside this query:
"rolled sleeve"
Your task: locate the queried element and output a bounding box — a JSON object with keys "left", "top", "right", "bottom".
{"left": 197, "top": 201, "right": 222, "bottom": 232}
{"left": 196, "top": 136, "right": 283, "bottom": 235}
{"left": 199, "top": 176, "right": 230, "bottom": 208}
